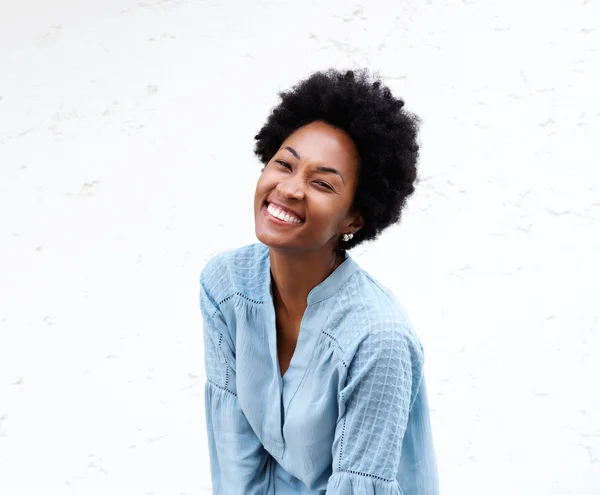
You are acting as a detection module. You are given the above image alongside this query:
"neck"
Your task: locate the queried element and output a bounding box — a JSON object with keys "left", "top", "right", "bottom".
{"left": 269, "top": 246, "right": 344, "bottom": 319}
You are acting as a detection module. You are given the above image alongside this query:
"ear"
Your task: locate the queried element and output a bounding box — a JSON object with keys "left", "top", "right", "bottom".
{"left": 346, "top": 211, "right": 364, "bottom": 234}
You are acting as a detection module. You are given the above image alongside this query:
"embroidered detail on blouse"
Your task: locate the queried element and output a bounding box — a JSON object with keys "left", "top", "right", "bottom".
{"left": 206, "top": 379, "right": 237, "bottom": 397}
{"left": 217, "top": 291, "right": 264, "bottom": 307}
{"left": 336, "top": 469, "right": 395, "bottom": 483}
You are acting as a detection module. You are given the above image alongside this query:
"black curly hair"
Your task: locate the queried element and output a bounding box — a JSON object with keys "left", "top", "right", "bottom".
{"left": 254, "top": 68, "right": 421, "bottom": 252}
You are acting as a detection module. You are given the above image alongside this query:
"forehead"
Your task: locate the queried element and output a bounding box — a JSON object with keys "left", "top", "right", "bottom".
{"left": 280, "top": 121, "right": 360, "bottom": 174}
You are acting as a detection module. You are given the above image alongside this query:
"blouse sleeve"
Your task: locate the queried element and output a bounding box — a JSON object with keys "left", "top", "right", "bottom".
{"left": 200, "top": 275, "right": 272, "bottom": 495}
{"left": 326, "top": 328, "right": 439, "bottom": 495}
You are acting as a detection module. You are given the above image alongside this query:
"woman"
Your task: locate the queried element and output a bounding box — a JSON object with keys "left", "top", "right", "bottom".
{"left": 200, "top": 69, "right": 439, "bottom": 494}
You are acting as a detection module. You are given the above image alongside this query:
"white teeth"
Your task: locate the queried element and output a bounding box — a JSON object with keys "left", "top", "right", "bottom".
{"left": 267, "top": 203, "right": 301, "bottom": 224}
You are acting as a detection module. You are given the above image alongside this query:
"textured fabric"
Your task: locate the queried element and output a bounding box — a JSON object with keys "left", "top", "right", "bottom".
{"left": 200, "top": 242, "right": 439, "bottom": 494}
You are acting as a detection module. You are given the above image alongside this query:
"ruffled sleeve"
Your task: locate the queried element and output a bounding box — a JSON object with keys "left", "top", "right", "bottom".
{"left": 327, "top": 471, "right": 403, "bottom": 494}
{"left": 200, "top": 270, "right": 273, "bottom": 495}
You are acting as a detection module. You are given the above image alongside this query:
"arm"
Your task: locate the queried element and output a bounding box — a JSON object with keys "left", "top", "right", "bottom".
{"left": 396, "top": 377, "right": 439, "bottom": 494}
{"left": 326, "top": 329, "right": 439, "bottom": 495}
{"left": 200, "top": 275, "right": 273, "bottom": 495}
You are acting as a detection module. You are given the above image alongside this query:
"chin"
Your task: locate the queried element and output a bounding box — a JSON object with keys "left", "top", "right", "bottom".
{"left": 255, "top": 230, "right": 284, "bottom": 249}
{"left": 255, "top": 229, "right": 299, "bottom": 252}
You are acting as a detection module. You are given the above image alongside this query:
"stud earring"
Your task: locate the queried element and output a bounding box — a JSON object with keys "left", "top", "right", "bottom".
{"left": 342, "top": 233, "right": 354, "bottom": 242}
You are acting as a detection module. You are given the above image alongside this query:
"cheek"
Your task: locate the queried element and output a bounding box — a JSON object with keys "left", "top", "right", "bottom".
{"left": 254, "top": 171, "right": 270, "bottom": 195}
{"left": 257, "top": 166, "right": 276, "bottom": 185}
{"left": 309, "top": 197, "right": 347, "bottom": 225}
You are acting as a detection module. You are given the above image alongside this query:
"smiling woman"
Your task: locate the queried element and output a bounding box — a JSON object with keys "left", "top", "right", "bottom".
{"left": 200, "top": 69, "right": 439, "bottom": 494}
{"left": 255, "top": 121, "right": 362, "bottom": 260}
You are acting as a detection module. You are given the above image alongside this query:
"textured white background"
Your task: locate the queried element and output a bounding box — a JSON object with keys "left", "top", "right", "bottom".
{"left": 1, "top": 1, "right": 599, "bottom": 494}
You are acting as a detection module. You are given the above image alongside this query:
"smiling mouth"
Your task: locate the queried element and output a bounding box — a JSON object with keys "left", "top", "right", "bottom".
{"left": 264, "top": 201, "right": 304, "bottom": 224}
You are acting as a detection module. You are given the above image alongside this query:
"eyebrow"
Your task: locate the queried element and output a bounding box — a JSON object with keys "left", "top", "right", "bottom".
{"left": 316, "top": 166, "right": 345, "bottom": 185}
{"left": 284, "top": 146, "right": 346, "bottom": 184}
{"left": 284, "top": 146, "right": 301, "bottom": 159}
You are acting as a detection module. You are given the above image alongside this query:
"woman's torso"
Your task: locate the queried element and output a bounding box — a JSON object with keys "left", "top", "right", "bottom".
{"left": 204, "top": 242, "right": 425, "bottom": 493}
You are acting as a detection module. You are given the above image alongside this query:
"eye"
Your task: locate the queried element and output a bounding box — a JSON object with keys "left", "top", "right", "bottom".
{"left": 315, "top": 181, "right": 334, "bottom": 191}
{"left": 275, "top": 160, "right": 291, "bottom": 169}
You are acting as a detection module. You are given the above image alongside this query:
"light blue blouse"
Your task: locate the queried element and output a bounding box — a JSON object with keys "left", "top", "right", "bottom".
{"left": 200, "top": 242, "right": 439, "bottom": 494}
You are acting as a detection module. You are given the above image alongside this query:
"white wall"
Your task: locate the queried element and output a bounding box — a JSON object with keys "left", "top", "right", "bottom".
{"left": 1, "top": 1, "right": 599, "bottom": 494}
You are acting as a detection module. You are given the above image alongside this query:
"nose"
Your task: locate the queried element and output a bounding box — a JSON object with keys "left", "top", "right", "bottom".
{"left": 276, "top": 176, "right": 305, "bottom": 200}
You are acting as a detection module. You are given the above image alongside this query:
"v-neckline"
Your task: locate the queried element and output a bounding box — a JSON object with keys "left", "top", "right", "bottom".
{"left": 276, "top": 308, "right": 309, "bottom": 380}
{"left": 264, "top": 248, "right": 358, "bottom": 384}
{"left": 252, "top": 243, "right": 361, "bottom": 451}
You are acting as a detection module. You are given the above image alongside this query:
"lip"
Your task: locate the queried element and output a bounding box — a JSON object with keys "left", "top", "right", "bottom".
{"left": 264, "top": 200, "right": 305, "bottom": 222}
{"left": 262, "top": 202, "right": 304, "bottom": 228}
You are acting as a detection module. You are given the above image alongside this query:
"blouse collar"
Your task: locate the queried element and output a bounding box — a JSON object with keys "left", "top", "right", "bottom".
{"left": 260, "top": 243, "right": 361, "bottom": 306}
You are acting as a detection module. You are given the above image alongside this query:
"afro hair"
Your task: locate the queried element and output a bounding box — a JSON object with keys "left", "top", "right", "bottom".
{"left": 254, "top": 68, "right": 421, "bottom": 252}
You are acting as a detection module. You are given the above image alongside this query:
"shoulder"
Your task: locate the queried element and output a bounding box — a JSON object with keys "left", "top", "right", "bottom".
{"left": 334, "top": 267, "right": 424, "bottom": 370}
{"left": 200, "top": 242, "right": 269, "bottom": 304}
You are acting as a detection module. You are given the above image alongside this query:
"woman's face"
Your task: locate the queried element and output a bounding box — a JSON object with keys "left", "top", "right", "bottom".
{"left": 254, "top": 121, "right": 364, "bottom": 254}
